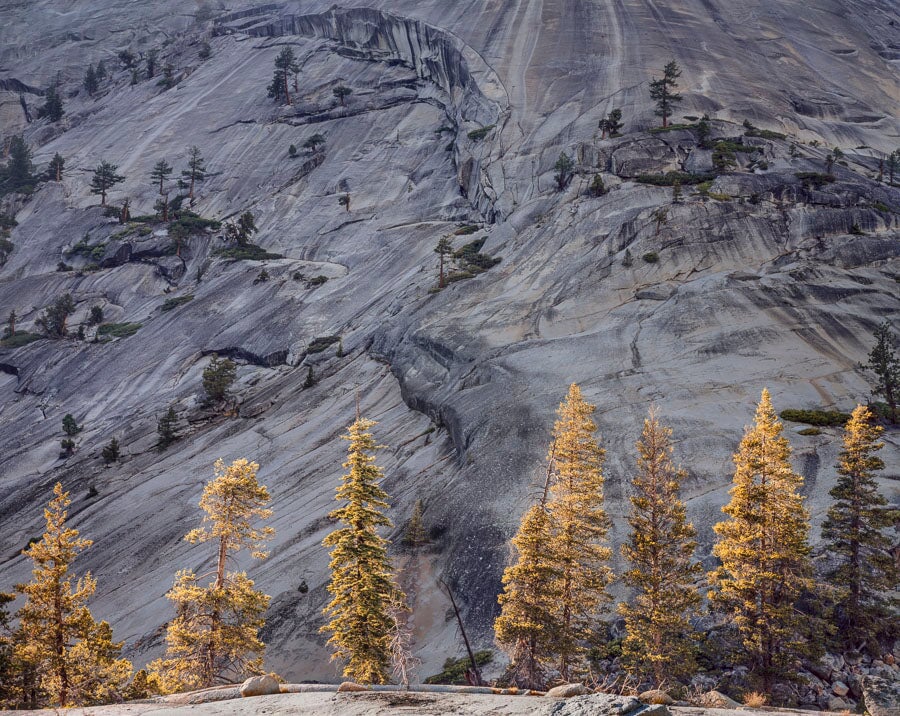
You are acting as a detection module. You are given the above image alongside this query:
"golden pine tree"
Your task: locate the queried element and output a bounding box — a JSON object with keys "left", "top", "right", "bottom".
{"left": 494, "top": 500, "right": 558, "bottom": 690}
{"left": 14, "top": 483, "right": 132, "bottom": 707}
{"left": 544, "top": 384, "right": 613, "bottom": 680}
{"left": 149, "top": 458, "right": 274, "bottom": 693}
{"left": 322, "top": 417, "right": 404, "bottom": 684}
{"left": 709, "top": 389, "right": 817, "bottom": 691}
{"left": 822, "top": 405, "right": 899, "bottom": 648}
{"left": 619, "top": 409, "right": 701, "bottom": 687}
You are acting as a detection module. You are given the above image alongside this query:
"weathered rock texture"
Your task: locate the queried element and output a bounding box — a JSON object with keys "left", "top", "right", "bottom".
{"left": 0, "top": 0, "right": 898, "bottom": 683}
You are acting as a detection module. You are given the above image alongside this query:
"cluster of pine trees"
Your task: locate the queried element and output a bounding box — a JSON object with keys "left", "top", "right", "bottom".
{"left": 0, "top": 386, "right": 894, "bottom": 706}
{"left": 495, "top": 386, "right": 898, "bottom": 692}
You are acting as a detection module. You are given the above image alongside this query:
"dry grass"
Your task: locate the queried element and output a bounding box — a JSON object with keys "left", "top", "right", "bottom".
{"left": 743, "top": 691, "right": 768, "bottom": 708}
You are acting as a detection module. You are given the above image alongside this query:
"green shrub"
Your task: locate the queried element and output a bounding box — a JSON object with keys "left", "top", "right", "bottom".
{"left": 424, "top": 651, "right": 493, "bottom": 685}
{"left": 708, "top": 192, "right": 732, "bottom": 201}
{"left": 203, "top": 354, "right": 237, "bottom": 402}
{"left": 454, "top": 224, "right": 480, "bottom": 236}
{"left": 798, "top": 427, "right": 822, "bottom": 436}
{"left": 97, "top": 322, "right": 142, "bottom": 338}
{"left": 0, "top": 332, "right": 41, "bottom": 348}
{"left": 451, "top": 237, "right": 501, "bottom": 276}
{"left": 214, "top": 244, "right": 284, "bottom": 261}
{"left": 307, "top": 335, "right": 340, "bottom": 354}
{"left": 642, "top": 252, "right": 659, "bottom": 263}
{"left": 795, "top": 172, "right": 835, "bottom": 188}
{"left": 873, "top": 201, "right": 892, "bottom": 213}
{"left": 170, "top": 211, "right": 220, "bottom": 234}
{"left": 307, "top": 275, "right": 328, "bottom": 286}
{"left": 745, "top": 127, "right": 786, "bottom": 140}
{"left": 635, "top": 172, "right": 714, "bottom": 186}
{"left": 466, "top": 125, "right": 495, "bottom": 141}
{"left": 779, "top": 408, "right": 850, "bottom": 427}
{"left": 160, "top": 294, "right": 195, "bottom": 312}
{"left": 648, "top": 123, "right": 697, "bottom": 134}
{"left": 849, "top": 224, "right": 864, "bottom": 235}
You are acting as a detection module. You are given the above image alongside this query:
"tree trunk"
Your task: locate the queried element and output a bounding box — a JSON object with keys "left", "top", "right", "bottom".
{"left": 439, "top": 253, "right": 445, "bottom": 288}
{"left": 283, "top": 73, "right": 291, "bottom": 105}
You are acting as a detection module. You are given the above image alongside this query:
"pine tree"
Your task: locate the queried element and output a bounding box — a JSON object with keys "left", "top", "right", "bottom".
{"left": 494, "top": 472, "right": 558, "bottom": 691}
{"left": 822, "top": 405, "right": 899, "bottom": 650}
{"left": 402, "top": 499, "right": 429, "bottom": 547}
{"left": 48, "top": 153, "right": 65, "bottom": 182}
{"left": 89, "top": 161, "right": 124, "bottom": 206}
{"left": 672, "top": 180, "right": 682, "bottom": 204}
{"left": 267, "top": 47, "right": 299, "bottom": 105}
{"left": 649, "top": 61, "right": 682, "bottom": 128}
{"left": 333, "top": 85, "right": 353, "bottom": 107}
{"left": 619, "top": 409, "right": 701, "bottom": 687}
{"left": 4, "top": 310, "right": 15, "bottom": 339}
{"left": 150, "top": 159, "right": 173, "bottom": 195}
{"left": 321, "top": 417, "right": 404, "bottom": 684}
{"left": 554, "top": 152, "right": 574, "bottom": 191}
{"left": 0, "top": 591, "right": 16, "bottom": 708}
{"left": 863, "top": 321, "right": 899, "bottom": 423}
{"left": 434, "top": 236, "right": 453, "bottom": 288}
{"left": 599, "top": 108, "right": 623, "bottom": 138}
{"left": 146, "top": 49, "right": 158, "bottom": 79}
{"left": 14, "top": 484, "right": 132, "bottom": 707}
{"left": 37, "top": 85, "right": 64, "bottom": 123}
{"left": 181, "top": 147, "right": 206, "bottom": 200}
{"left": 101, "top": 437, "right": 120, "bottom": 465}
{"left": 3, "top": 136, "right": 35, "bottom": 191}
{"left": 709, "top": 389, "right": 818, "bottom": 691}
{"left": 202, "top": 354, "right": 237, "bottom": 403}
{"left": 544, "top": 384, "right": 612, "bottom": 680}
{"left": 887, "top": 150, "right": 898, "bottom": 186}
{"left": 83, "top": 65, "right": 99, "bottom": 96}
{"left": 149, "top": 458, "right": 273, "bottom": 692}
{"left": 157, "top": 406, "right": 179, "bottom": 449}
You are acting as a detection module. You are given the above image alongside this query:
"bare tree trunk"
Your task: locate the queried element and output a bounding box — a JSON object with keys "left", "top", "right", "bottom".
{"left": 440, "top": 580, "right": 482, "bottom": 686}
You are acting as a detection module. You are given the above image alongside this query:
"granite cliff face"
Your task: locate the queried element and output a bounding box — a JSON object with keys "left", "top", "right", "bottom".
{"left": 0, "top": 0, "right": 899, "bottom": 681}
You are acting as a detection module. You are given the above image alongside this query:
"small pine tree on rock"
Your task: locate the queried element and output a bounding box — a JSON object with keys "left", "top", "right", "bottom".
{"left": 150, "top": 159, "right": 173, "bottom": 195}
{"left": 434, "top": 236, "right": 453, "bottom": 288}
{"left": 149, "top": 459, "right": 273, "bottom": 692}
{"left": 14, "top": 484, "right": 132, "bottom": 707}
{"left": 48, "top": 153, "right": 65, "bottom": 182}
{"left": 599, "top": 108, "right": 623, "bottom": 138}
{"left": 862, "top": 321, "right": 899, "bottom": 423}
{"left": 37, "top": 294, "right": 75, "bottom": 338}
{"left": 181, "top": 147, "right": 206, "bottom": 201}
{"left": 822, "top": 405, "right": 899, "bottom": 650}
{"left": 333, "top": 85, "right": 353, "bottom": 107}
{"left": 202, "top": 354, "right": 237, "bottom": 403}
{"left": 83, "top": 65, "right": 99, "bottom": 96}
{"left": 619, "top": 409, "right": 701, "bottom": 687}
{"left": 321, "top": 417, "right": 405, "bottom": 684}
{"left": 101, "top": 438, "right": 120, "bottom": 465}
{"left": 62, "top": 414, "right": 81, "bottom": 436}
{"left": 649, "top": 60, "right": 682, "bottom": 128}
{"left": 402, "top": 499, "right": 429, "bottom": 548}
{"left": 4, "top": 310, "right": 15, "bottom": 339}
{"left": 156, "top": 406, "right": 179, "bottom": 449}
{"left": 267, "top": 47, "right": 299, "bottom": 105}
{"left": 709, "top": 389, "right": 819, "bottom": 691}
{"left": 553, "top": 152, "right": 574, "bottom": 191}
{"left": 89, "top": 161, "right": 124, "bottom": 206}
{"left": 37, "top": 85, "right": 64, "bottom": 123}
{"left": 4, "top": 136, "right": 36, "bottom": 191}
{"left": 303, "top": 365, "right": 315, "bottom": 389}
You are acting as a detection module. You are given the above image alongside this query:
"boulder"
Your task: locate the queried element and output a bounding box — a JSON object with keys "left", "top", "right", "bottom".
{"left": 829, "top": 696, "right": 851, "bottom": 711}
{"left": 863, "top": 675, "right": 900, "bottom": 716}
{"left": 639, "top": 689, "right": 674, "bottom": 705}
{"left": 696, "top": 690, "right": 741, "bottom": 709}
{"left": 240, "top": 674, "right": 280, "bottom": 697}
{"left": 548, "top": 693, "right": 645, "bottom": 716}
{"left": 337, "top": 681, "right": 368, "bottom": 693}
{"left": 547, "top": 683, "right": 592, "bottom": 698}
{"left": 831, "top": 681, "right": 849, "bottom": 697}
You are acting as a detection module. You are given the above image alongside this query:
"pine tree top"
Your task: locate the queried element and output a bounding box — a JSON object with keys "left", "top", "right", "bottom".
{"left": 185, "top": 458, "right": 274, "bottom": 561}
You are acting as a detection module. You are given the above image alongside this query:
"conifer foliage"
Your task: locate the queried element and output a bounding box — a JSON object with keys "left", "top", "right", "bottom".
{"left": 90, "top": 161, "right": 125, "bottom": 206}
{"left": 14, "top": 484, "right": 132, "bottom": 708}
{"left": 268, "top": 47, "right": 299, "bottom": 105}
{"left": 544, "top": 384, "right": 612, "bottom": 680}
{"left": 822, "top": 405, "right": 899, "bottom": 649}
{"left": 322, "top": 417, "right": 404, "bottom": 684}
{"left": 649, "top": 61, "right": 682, "bottom": 128}
{"left": 494, "top": 498, "right": 557, "bottom": 690}
{"left": 619, "top": 409, "right": 700, "bottom": 687}
{"left": 149, "top": 459, "right": 273, "bottom": 693}
{"left": 709, "top": 389, "right": 817, "bottom": 690}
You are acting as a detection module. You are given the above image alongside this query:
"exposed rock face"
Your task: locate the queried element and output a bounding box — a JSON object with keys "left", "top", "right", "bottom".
{"left": 0, "top": 0, "right": 898, "bottom": 684}
{"left": 240, "top": 674, "right": 281, "bottom": 697}
{"left": 863, "top": 676, "right": 900, "bottom": 716}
